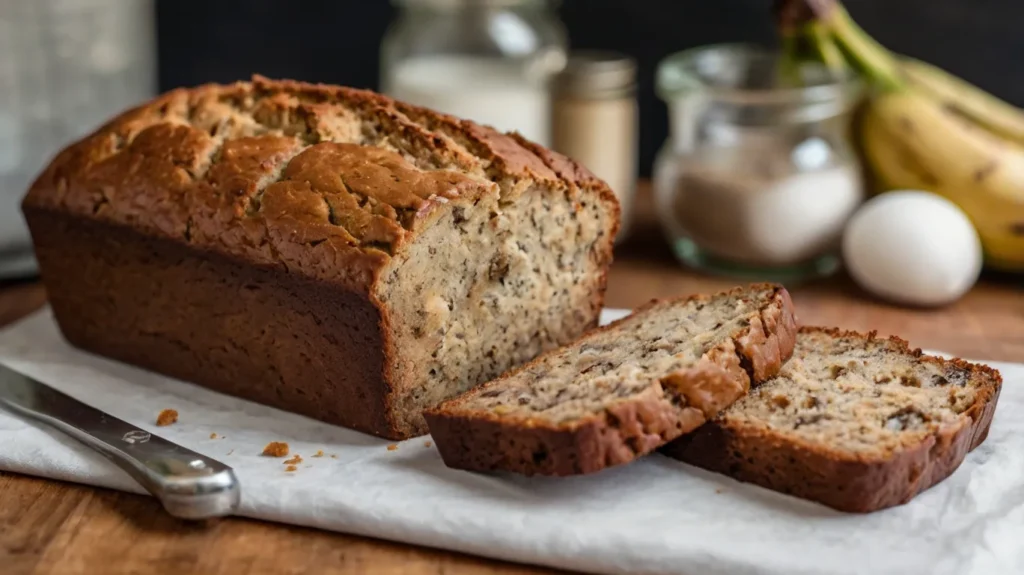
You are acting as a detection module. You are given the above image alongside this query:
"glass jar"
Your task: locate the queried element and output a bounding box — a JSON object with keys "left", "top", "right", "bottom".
{"left": 0, "top": 0, "right": 157, "bottom": 279}
{"left": 653, "top": 44, "right": 865, "bottom": 283}
{"left": 380, "top": 0, "right": 567, "bottom": 146}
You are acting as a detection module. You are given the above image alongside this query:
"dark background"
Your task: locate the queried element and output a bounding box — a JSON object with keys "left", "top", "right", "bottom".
{"left": 155, "top": 0, "right": 1024, "bottom": 177}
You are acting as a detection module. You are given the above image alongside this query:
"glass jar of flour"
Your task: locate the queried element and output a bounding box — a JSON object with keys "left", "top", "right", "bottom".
{"left": 653, "top": 44, "right": 865, "bottom": 283}
{"left": 380, "top": 0, "right": 567, "bottom": 147}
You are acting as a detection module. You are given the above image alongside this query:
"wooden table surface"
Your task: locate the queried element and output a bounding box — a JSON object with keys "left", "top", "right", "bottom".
{"left": 2, "top": 184, "right": 1022, "bottom": 575}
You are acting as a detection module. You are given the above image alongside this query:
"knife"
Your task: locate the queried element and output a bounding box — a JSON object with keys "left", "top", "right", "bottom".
{"left": 0, "top": 363, "right": 240, "bottom": 520}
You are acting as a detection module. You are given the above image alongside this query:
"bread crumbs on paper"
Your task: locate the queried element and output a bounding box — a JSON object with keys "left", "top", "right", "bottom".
{"left": 262, "top": 441, "right": 289, "bottom": 457}
{"left": 226, "top": 449, "right": 235, "bottom": 456}
{"left": 715, "top": 488, "right": 724, "bottom": 494}
{"left": 312, "top": 450, "right": 325, "bottom": 458}
{"left": 285, "top": 465, "right": 298, "bottom": 472}
{"left": 386, "top": 444, "right": 398, "bottom": 451}
{"left": 156, "top": 409, "right": 178, "bottom": 426}
{"left": 283, "top": 455, "right": 303, "bottom": 465}
{"left": 423, "top": 440, "right": 432, "bottom": 448}
{"left": 330, "top": 454, "right": 338, "bottom": 459}
{"left": 209, "top": 432, "right": 217, "bottom": 439}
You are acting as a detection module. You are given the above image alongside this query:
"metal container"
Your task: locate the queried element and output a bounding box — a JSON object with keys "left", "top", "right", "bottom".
{"left": 551, "top": 51, "right": 638, "bottom": 243}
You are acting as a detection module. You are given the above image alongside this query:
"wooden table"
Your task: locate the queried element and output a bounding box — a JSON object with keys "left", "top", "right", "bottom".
{"left": 2, "top": 185, "right": 1022, "bottom": 575}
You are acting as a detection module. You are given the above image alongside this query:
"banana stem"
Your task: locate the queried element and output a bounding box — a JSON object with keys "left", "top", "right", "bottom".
{"left": 805, "top": 21, "right": 847, "bottom": 75}
{"left": 819, "top": 3, "right": 904, "bottom": 91}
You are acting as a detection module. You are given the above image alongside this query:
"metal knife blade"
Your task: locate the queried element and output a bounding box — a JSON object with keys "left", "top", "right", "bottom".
{"left": 0, "top": 363, "right": 240, "bottom": 520}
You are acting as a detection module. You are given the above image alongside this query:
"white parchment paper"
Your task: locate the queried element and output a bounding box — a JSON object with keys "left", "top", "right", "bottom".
{"left": 0, "top": 307, "right": 1021, "bottom": 575}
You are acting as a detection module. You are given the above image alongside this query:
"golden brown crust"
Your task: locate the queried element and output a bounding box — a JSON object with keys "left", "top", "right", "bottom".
{"left": 423, "top": 284, "right": 798, "bottom": 476}
{"left": 21, "top": 75, "right": 608, "bottom": 293}
{"left": 662, "top": 326, "right": 1004, "bottom": 513}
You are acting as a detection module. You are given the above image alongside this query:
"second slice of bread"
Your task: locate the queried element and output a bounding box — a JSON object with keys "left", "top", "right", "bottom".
{"left": 424, "top": 283, "right": 797, "bottom": 476}
{"left": 662, "top": 327, "right": 1003, "bottom": 512}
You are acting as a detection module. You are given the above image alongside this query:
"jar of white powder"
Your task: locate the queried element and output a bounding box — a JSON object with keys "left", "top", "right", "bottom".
{"left": 380, "top": 0, "right": 567, "bottom": 147}
{"left": 653, "top": 44, "right": 865, "bottom": 282}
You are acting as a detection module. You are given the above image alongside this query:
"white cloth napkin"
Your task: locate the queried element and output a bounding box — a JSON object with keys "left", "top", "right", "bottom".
{"left": 0, "top": 307, "right": 1022, "bottom": 575}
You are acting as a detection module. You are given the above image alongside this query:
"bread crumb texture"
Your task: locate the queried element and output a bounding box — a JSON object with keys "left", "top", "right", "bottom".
{"left": 284, "top": 465, "right": 298, "bottom": 472}
{"left": 156, "top": 409, "right": 178, "bottom": 426}
{"left": 262, "top": 441, "right": 289, "bottom": 457}
{"left": 724, "top": 328, "right": 996, "bottom": 454}
{"left": 312, "top": 450, "right": 324, "bottom": 458}
{"left": 664, "top": 326, "right": 1003, "bottom": 513}
{"left": 387, "top": 444, "right": 398, "bottom": 451}
{"left": 209, "top": 432, "right": 217, "bottom": 439}
{"left": 283, "top": 455, "right": 303, "bottom": 465}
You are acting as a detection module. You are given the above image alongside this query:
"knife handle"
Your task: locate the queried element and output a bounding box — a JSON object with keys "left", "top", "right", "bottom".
{"left": 0, "top": 367, "right": 240, "bottom": 520}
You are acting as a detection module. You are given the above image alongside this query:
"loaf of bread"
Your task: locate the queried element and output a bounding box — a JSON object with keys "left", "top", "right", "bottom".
{"left": 425, "top": 284, "right": 797, "bottom": 476}
{"left": 662, "top": 327, "right": 1003, "bottom": 512}
{"left": 21, "top": 76, "right": 620, "bottom": 440}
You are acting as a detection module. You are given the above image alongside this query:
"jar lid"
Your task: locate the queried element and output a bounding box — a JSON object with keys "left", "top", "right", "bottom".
{"left": 553, "top": 51, "right": 637, "bottom": 99}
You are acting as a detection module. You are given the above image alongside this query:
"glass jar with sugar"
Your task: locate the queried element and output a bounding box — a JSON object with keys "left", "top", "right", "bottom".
{"left": 653, "top": 44, "right": 865, "bottom": 282}
{"left": 380, "top": 0, "right": 567, "bottom": 147}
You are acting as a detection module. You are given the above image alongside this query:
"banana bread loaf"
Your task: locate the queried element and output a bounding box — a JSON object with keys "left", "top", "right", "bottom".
{"left": 21, "top": 76, "right": 620, "bottom": 440}
{"left": 425, "top": 284, "right": 797, "bottom": 476}
{"left": 662, "top": 327, "right": 1003, "bottom": 512}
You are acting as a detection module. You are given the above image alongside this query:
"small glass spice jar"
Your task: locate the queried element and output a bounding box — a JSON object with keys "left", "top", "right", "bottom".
{"left": 551, "top": 51, "right": 638, "bottom": 243}
{"left": 653, "top": 44, "right": 865, "bottom": 282}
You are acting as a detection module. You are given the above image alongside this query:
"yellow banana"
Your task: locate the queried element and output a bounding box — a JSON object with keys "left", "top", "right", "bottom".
{"left": 900, "top": 57, "right": 1024, "bottom": 145}
{"left": 859, "top": 90, "right": 1024, "bottom": 270}
{"left": 777, "top": 0, "right": 1024, "bottom": 270}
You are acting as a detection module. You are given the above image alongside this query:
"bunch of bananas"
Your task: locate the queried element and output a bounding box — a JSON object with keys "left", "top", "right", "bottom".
{"left": 775, "top": 0, "right": 1024, "bottom": 272}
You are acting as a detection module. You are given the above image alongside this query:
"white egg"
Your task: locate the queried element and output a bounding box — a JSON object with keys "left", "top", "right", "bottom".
{"left": 842, "top": 190, "right": 982, "bottom": 307}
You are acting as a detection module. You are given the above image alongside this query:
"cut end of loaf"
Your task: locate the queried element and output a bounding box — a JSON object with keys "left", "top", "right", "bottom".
{"left": 377, "top": 177, "right": 617, "bottom": 438}
{"left": 664, "top": 326, "right": 1003, "bottom": 512}
{"left": 425, "top": 283, "right": 797, "bottom": 476}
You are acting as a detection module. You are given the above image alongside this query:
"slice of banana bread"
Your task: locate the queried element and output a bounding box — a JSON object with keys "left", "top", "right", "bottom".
{"left": 662, "top": 327, "right": 1003, "bottom": 513}
{"left": 424, "top": 283, "right": 797, "bottom": 476}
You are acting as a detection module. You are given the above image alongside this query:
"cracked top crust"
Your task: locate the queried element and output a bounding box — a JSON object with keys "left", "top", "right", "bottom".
{"left": 22, "top": 75, "right": 615, "bottom": 292}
